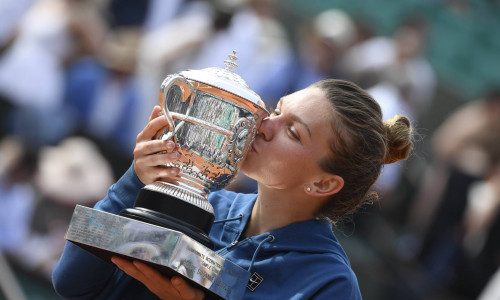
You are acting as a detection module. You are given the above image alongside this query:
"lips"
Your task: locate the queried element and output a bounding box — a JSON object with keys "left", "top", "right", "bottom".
{"left": 250, "top": 142, "right": 257, "bottom": 153}
{"left": 250, "top": 138, "right": 260, "bottom": 153}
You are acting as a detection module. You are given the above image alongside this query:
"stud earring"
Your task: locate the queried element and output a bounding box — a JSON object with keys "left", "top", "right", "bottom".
{"left": 306, "top": 186, "right": 312, "bottom": 192}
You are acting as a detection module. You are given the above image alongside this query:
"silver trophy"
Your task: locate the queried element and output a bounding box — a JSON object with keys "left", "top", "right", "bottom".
{"left": 65, "top": 51, "right": 268, "bottom": 300}
{"left": 121, "top": 50, "right": 268, "bottom": 246}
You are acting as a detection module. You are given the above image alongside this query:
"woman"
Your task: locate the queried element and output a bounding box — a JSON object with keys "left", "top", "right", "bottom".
{"left": 52, "top": 79, "right": 413, "bottom": 299}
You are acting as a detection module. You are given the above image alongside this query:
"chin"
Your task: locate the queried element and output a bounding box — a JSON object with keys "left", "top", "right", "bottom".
{"left": 240, "top": 164, "right": 260, "bottom": 182}
{"left": 240, "top": 153, "right": 256, "bottom": 171}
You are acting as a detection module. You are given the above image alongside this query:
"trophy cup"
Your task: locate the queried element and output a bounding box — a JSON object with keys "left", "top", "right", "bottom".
{"left": 64, "top": 51, "right": 269, "bottom": 300}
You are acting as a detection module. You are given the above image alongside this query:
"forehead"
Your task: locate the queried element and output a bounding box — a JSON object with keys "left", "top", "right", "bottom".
{"left": 280, "top": 87, "right": 333, "bottom": 122}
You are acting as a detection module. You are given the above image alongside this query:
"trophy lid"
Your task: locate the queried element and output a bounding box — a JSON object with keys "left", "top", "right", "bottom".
{"left": 180, "top": 50, "right": 262, "bottom": 105}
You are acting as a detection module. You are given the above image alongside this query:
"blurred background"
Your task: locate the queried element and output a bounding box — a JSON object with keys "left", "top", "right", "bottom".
{"left": 1, "top": 0, "right": 499, "bottom": 299}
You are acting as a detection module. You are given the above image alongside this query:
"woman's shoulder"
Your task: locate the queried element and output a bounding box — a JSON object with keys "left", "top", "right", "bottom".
{"left": 255, "top": 248, "right": 361, "bottom": 299}
{"left": 291, "top": 252, "right": 361, "bottom": 298}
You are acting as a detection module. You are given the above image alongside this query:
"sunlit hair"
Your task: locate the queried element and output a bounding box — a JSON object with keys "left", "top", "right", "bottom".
{"left": 312, "top": 79, "right": 414, "bottom": 224}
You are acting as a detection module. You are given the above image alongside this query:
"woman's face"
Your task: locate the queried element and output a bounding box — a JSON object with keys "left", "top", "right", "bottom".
{"left": 242, "top": 86, "right": 334, "bottom": 189}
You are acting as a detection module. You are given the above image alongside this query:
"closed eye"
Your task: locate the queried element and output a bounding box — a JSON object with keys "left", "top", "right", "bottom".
{"left": 273, "top": 108, "right": 301, "bottom": 142}
{"left": 288, "top": 128, "right": 300, "bottom": 140}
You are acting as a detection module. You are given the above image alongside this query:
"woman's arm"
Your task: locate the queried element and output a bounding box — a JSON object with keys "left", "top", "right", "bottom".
{"left": 52, "top": 106, "right": 183, "bottom": 299}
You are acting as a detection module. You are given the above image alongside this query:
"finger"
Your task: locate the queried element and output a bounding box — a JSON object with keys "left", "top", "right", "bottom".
{"left": 132, "top": 261, "right": 180, "bottom": 299}
{"left": 111, "top": 257, "right": 148, "bottom": 283}
{"left": 133, "top": 164, "right": 180, "bottom": 185}
{"left": 143, "top": 166, "right": 180, "bottom": 178}
{"left": 154, "top": 166, "right": 181, "bottom": 178}
{"left": 138, "top": 112, "right": 170, "bottom": 142}
{"left": 133, "top": 261, "right": 170, "bottom": 286}
{"left": 134, "top": 139, "right": 177, "bottom": 158}
{"left": 171, "top": 277, "right": 205, "bottom": 300}
{"left": 140, "top": 171, "right": 179, "bottom": 187}
{"left": 148, "top": 105, "right": 163, "bottom": 123}
{"left": 135, "top": 152, "right": 181, "bottom": 169}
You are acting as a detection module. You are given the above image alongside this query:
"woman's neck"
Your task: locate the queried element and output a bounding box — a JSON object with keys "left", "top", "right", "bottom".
{"left": 243, "top": 185, "right": 319, "bottom": 237}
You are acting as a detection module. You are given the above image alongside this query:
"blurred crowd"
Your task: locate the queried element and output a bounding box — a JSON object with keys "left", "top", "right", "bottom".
{"left": 0, "top": 0, "right": 499, "bottom": 299}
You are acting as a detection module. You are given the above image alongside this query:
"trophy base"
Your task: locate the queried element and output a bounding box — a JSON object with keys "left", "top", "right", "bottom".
{"left": 120, "top": 185, "right": 215, "bottom": 249}
{"left": 65, "top": 205, "right": 250, "bottom": 300}
{"left": 120, "top": 207, "right": 213, "bottom": 248}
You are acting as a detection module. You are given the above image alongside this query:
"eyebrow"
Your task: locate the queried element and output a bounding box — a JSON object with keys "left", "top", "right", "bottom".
{"left": 278, "top": 98, "right": 312, "bottom": 138}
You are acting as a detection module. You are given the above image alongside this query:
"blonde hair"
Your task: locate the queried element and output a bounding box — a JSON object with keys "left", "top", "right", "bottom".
{"left": 384, "top": 114, "right": 413, "bottom": 164}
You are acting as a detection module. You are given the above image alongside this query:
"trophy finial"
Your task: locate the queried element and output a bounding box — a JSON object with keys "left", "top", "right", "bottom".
{"left": 224, "top": 50, "right": 238, "bottom": 72}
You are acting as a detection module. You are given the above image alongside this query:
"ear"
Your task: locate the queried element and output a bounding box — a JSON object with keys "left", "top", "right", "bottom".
{"left": 308, "top": 174, "right": 344, "bottom": 197}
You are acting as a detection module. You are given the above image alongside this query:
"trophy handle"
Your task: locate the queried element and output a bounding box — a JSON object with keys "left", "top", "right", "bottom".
{"left": 158, "top": 74, "right": 194, "bottom": 141}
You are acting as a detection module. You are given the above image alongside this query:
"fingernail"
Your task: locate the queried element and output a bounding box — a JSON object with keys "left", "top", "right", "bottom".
{"left": 168, "top": 152, "right": 180, "bottom": 159}
{"left": 166, "top": 141, "right": 175, "bottom": 150}
{"left": 169, "top": 168, "right": 179, "bottom": 176}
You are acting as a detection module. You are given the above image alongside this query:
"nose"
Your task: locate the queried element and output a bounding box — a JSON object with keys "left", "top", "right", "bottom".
{"left": 257, "top": 116, "right": 273, "bottom": 141}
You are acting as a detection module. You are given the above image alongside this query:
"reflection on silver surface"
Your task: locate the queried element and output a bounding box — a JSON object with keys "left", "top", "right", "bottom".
{"left": 153, "top": 55, "right": 269, "bottom": 213}
{"left": 66, "top": 205, "right": 250, "bottom": 300}
{"left": 164, "top": 90, "right": 255, "bottom": 187}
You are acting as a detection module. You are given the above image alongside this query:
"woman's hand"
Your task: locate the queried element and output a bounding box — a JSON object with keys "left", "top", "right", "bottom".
{"left": 134, "top": 106, "right": 181, "bottom": 185}
{"left": 111, "top": 256, "right": 204, "bottom": 300}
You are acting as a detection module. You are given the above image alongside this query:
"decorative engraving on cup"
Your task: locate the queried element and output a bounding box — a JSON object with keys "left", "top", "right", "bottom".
{"left": 228, "top": 116, "right": 256, "bottom": 165}
{"left": 160, "top": 84, "right": 256, "bottom": 194}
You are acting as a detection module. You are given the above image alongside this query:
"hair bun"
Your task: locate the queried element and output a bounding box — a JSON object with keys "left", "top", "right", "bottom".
{"left": 384, "top": 114, "right": 413, "bottom": 164}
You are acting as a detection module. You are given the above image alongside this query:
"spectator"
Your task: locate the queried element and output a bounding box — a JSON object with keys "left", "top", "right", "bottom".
{"left": 342, "top": 16, "right": 436, "bottom": 121}
{"left": 0, "top": 0, "right": 107, "bottom": 147}
{"left": 399, "top": 88, "right": 500, "bottom": 299}
{"left": 291, "top": 9, "right": 357, "bottom": 91}
{"left": 0, "top": 136, "right": 37, "bottom": 253}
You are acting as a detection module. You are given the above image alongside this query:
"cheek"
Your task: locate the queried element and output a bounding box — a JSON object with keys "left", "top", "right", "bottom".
{"left": 243, "top": 160, "right": 295, "bottom": 188}
{"left": 242, "top": 142, "right": 309, "bottom": 185}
